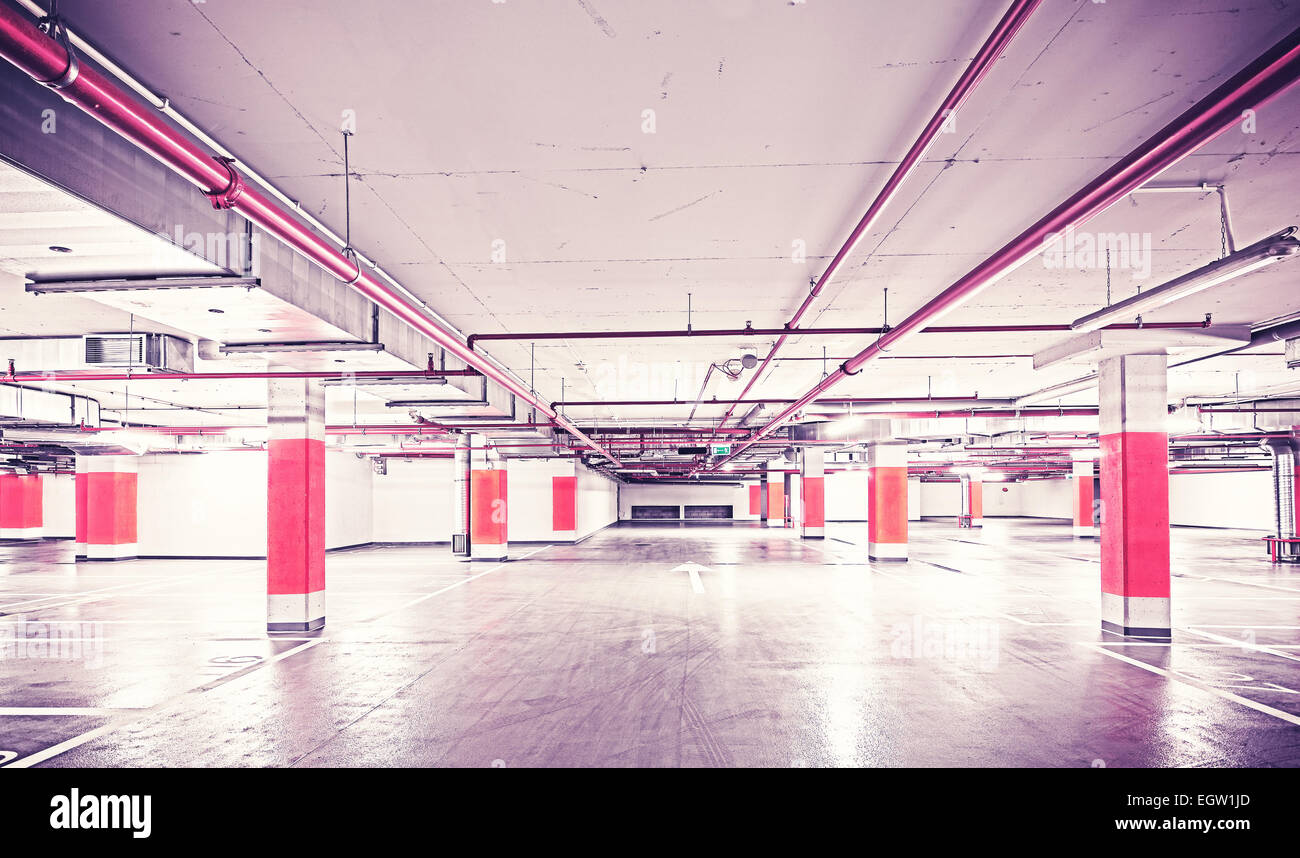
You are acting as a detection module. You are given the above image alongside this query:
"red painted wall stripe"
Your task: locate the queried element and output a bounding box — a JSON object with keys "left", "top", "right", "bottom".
{"left": 75, "top": 472, "right": 87, "bottom": 544}
{"left": 1099, "top": 431, "right": 1170, "bottom": 598}
{"left": 552, "top": 475, "right": 576, "bottom": 531}
{"left": 803, "top": 476, "right": 825, "bottom": 528}
{"left": 471, "top": 470, "right": 508, "bottom": 545}
{"left": 748, "top": 484, "right": 760, "bottom": 515}
{"left": 22, "top": 475, "right": 42, "bottom": 528}
{"left": 868, "top": 467, "right": 908, "bottom": 544}
{"left": 85, "top": 472, "right": 137, "bottom": 545}
{"left": 267, "top": 438, "right": 325, "bottom": 595}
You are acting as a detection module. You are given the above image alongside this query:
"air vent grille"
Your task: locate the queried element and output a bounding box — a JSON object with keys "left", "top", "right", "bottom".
{"left": 84, "top": 334, "right": 145, "bottom": 366}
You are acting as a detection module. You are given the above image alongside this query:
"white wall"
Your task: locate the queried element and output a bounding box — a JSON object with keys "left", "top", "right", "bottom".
{"left": 1170, "top": 470, "right": 1271, "bottom": 530}
{"left": 135, "top": 449, "right": 374, "bottom": 557}
{"left": 325, "top": 450, "right": 374, "bottom": 549}
{"left": 920, "top": 480, "right": 962, "bottom": 517}
{"left": 825, "top": 470, "right": 867, "bottom": 521}
{"left": 982, "top": 479, "right": 1073, "bottom": 520}
{"left": 576, "top": 463, "right": 618, "bottom": 540}
{"left": 371, "top": 457, "right": 453, "bottom": 543}
{"left": 137, "top": 452, "right": 267, "bottom": 557}
{"left": 40, "top": 473, "right": 75, "bottom": 538}
{"left": 618, "top": 482, "right": 757, "bottom": 520}
{"left": 506, "top": 458, "right": 572, "bottom": 542}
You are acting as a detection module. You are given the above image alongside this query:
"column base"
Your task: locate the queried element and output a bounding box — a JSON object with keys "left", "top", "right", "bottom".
{"left": 0, "top": 528, "right": 43, "bottom": 539}
{"left": 1072, "top": 525, "right": 1097, "bottom": 538}
{"left": 267, "top": 592, "right": 325, "bottom": 632}
{"left": 801, "top": 528, "right": 825, "bottom": 539}
{"left": 1100, "top": 593, "right": 1170, "bottom": 639}
{"left": 86, "top": 543, "right": 138, "bottom": 561}
{"left": 868, "top": 542, "right": 908, "bottom": 562}
{"left": 552, "top": 529, "right": 577, "bottom": 542}
{"left": 73, "top": 541, "right": 86, "bottom": 558}
{"left": 968, "top": 517, "right": 984, "bottom": 527}
{"left": 471, "top": 543, "right": 508, "bottom": 561}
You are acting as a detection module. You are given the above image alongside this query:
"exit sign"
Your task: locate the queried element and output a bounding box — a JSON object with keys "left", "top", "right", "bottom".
{"left": 711, "top": 444, "right": 731, "bottom": 456}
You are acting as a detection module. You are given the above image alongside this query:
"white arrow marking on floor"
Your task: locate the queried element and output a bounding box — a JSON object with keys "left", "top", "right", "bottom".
{"left": 672, "top": 562, "right": 709, "bottom": 594}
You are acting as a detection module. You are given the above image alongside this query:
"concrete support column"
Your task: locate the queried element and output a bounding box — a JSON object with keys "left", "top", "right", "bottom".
{"left": 1072, "top": 455, "right": 1097, "bottom": 538}
{"left": 961, "top": 473, "right": 984, "bottom": 526}
{"left": 759, "top": 472, "right": 769, "bottom": 526}
{"left": 0, "top": 473, "right": 43, "bottom": 540}
{"left": 470, "top": 439, "right": 508, "bottom": 561}
{"left": 74, "top": 467, "right": 88, "bottom": 558}
{"left": 800, "top": 448, "right": 825, "bottom": 539}
{"left": 266, "top": 378, "right": 326, "bottom": 632}
{"left": 765, "top": 461, "right": 785, "bottom": 527}
{"left": 78, "top": 457, "right": 138, "bottom": 560}
{"left": 907, "top": 477, "right": 922, "bottom": 521}
{"left": 867, "top": 444, "right": 908, "bottom": 561}
{"left": 1098, "top": 354, "right": 1170, "bottom": 638}
{"left": 451, "top": 434, "right": 471, "bottom": 560}
{"left": 552, "top": 463, "right": 578, "bottom": 542}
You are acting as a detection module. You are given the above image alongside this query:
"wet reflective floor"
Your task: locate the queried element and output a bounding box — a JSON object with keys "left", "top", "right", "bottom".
{"left": 1, "top": 519, "right": 1297, "bottom": 767}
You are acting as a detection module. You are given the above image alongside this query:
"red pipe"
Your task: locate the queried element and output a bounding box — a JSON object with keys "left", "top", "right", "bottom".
{"left": 6, "top": 369, "right": 478, "bottom": 383}
{"left": 1197, "top": 405, "right": 1300, "bottom": 413}
{"left": 466, "top": 320, "right": 1205, "bottom": 347}
{"left": 712, "top": 26, "right": 1300, "bottom": 472}
{"left": 0, "top": 5, "right": 623, "bottom": 467}
{"left": 711, "top": 0, "right": 1043, "bottom": 437}
{"left": 554, "top": 395, "right": 995, "bottom": 408}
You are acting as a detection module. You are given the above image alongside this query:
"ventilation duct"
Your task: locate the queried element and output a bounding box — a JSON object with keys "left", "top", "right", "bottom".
{"left": 1263, "top": 438, "right": 1299, "bottom": 560}
{"left": 83, "top": 334, "right": 193, "bottom": 372}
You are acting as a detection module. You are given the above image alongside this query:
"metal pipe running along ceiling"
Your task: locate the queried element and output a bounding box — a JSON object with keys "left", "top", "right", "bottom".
{"left": 711, "top": 0, "right": 1044, "bottom": 436}
{"left": 710, "top": 24, "right": 1300, "bottom": 472}
{"left": 0, "top": 3, "right": 623, "bottom": 467}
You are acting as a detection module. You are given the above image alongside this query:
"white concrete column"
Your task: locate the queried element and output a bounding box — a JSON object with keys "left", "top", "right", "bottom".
{"left": 799, "top": 447, "right": 825, "bottom": 539}
{"left": 1098, "top": 353, "right": 1170, "bottom": 638}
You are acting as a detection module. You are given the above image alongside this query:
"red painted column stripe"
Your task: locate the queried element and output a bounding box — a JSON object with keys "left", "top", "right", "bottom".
{"left": 968, "top": 480, "right": 984, "bottom": 519}
{"left": 1074, "top": 475, "right": 1094, "bottom": 527}
{"left": 1099, "top": 432, "right": 1170, "bottom": 599}
{"left": 266, "top": 438, "right": 326, "bottom": 596}
{"left": 803, "top": 477, "right": 825, "bottom": 528}
{"left": 471, "top": 470, "right": 508, "bottom": 545}
{"left": 868, "top": 467, "right": 909, "bottom": 544}
{"left": 0, "top": 474, "right": 18, "bottom": 530}
{"left": 552, "top": 475, "right": 576, "bottom": 532}
{"left": 767, "top": 483, "right": 785, "bottom": 524}
{"left": 75, "top": 472, "right": 87, "bottom": 548}
{"left": 748, "top": 484, "right": 761, "bottom": 515}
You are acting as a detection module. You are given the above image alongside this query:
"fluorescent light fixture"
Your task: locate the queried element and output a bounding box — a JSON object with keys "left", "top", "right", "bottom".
{"left": 1071, "top": 227, "right": 1300, "bottom": 333}
{"left": 1015, "top": 374, "right": 1098, "bottom": 407}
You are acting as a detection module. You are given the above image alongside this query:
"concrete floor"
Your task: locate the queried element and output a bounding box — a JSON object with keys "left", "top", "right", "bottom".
{"left": 1, "top": 519, "right": 1297, "bottom": 767}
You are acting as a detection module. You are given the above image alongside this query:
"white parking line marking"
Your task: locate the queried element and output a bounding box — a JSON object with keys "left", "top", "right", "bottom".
{"left": 1087, "top": 645, "right": 1300, "bottom": 727}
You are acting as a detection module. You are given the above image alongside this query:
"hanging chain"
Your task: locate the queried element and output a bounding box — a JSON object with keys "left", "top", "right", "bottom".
{"left": 1220, "top": 204, "right": 1228, "bottom": 259}
{"left": 1105, "top": 248, "right": 1112, "bottom": 306}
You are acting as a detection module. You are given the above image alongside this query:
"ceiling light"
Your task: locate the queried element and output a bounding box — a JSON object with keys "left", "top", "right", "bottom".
{"left": 1071, "top": 228, "right": 1300, "bottom": 333}
{"left": 208, "top": 308, "right": 225, "bottom": 314}
{"left": 48, "top": 245, "right": 73, "bottom": 253}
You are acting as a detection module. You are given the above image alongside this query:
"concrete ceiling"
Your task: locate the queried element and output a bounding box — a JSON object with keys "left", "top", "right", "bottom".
{"left": 2, "top": 0, "right": 1300, "bottom": 446}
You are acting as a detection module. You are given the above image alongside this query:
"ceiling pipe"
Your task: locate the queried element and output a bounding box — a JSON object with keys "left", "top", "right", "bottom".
{"left": 4, "top": 369, "right": 479, "bottom": 383}
{"left": 552, "top": 395, "right": 1005, "bottom": 408}
{"left": 710, "top": 25, "right": 1300, "bottom": 472}
{"left": 0, "top": 4, "right": 622, "bottom": 467}
{"left": 709, "top": 0, "right": 1044, "bottom": 436}
{"left": 465, "top": 320, "right": 1206, "bottom": 347}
